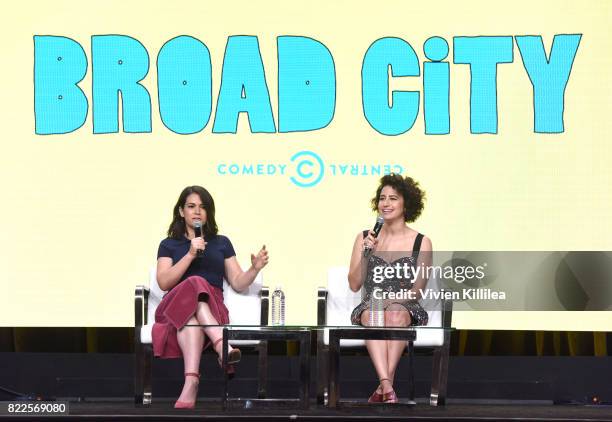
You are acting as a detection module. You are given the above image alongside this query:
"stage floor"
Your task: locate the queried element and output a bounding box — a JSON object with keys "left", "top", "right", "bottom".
{"left": 6, "top": 400, "right": 609, "bottom": 421}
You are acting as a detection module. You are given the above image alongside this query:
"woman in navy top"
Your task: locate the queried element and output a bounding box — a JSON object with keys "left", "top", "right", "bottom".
{"left": 152, "top": 186, "right": 269, "bottom": 409}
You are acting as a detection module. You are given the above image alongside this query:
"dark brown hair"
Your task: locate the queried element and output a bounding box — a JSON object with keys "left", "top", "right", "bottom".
{"left": 371, "top": 174, "right": 425, "bottom": 222}
{"left": 167, "top": 186, "right": 219, "bottom": 239}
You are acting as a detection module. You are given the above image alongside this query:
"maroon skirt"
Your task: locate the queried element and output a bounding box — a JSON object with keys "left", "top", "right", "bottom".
{"left": 152, "top": 275, "right": 229, "bottom": 359}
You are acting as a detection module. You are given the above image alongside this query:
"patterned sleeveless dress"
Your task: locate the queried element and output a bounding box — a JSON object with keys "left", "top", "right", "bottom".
{"left": 350, "top": 232, "right": 429, "bottom": 326}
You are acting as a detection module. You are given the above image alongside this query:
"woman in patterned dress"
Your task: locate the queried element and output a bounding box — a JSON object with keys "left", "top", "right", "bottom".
{"left": 348, "top": 174, "right": 431, "bottom": 403}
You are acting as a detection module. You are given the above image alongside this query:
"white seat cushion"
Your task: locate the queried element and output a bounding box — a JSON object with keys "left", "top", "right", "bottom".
{"left": 140, "top": 266, "right": 264, "bottom": 347}
{"left": 140, "top": 324, "right": 153, "bottom": 344}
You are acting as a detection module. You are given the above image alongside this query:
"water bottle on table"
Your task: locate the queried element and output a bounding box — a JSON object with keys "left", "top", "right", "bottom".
{"left": 369, "top": 296, "right": 384, "bottom": 327}
{"left": 271, "top": 286, "right": 285, "bottom": 326}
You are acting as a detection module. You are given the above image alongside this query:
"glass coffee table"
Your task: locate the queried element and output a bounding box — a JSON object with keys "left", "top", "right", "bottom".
{"left": 191, "top": 324, "right": 312, "bottom": 409}
{"left": 325, "top": 326, "right": 417, "bottom": 408}
{"left": 222, "top": 325, "right": 311, "bottom": 410}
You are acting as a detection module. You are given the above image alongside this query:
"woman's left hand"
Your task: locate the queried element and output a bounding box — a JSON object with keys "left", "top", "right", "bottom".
{"left": 251, "top": 245, "right": 269, "bottom": 271}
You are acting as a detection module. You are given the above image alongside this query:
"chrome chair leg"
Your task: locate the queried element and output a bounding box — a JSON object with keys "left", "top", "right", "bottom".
{"left": 430, "top": 331, "right": 450, "bottom": 406}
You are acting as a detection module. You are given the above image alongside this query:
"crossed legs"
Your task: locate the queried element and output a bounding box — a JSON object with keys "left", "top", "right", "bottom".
{"left": 361, "top": 304, "right": 411, "bottom": 397}
{"left": 175, "top": 298, "right": 235, "bottom": 404}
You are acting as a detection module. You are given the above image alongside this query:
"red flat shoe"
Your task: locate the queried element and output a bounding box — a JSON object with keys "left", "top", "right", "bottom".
{"left": 383, "top": 389, "right": 398, "bottom": 404}
{"left": 368, "top": 389, "right": 384, "bottom": 403}
{"left": 370, "top": 378, "right": 391, "bottom": 403}
{"left": 174, "top": 372, "right": 200, "bottom": 409}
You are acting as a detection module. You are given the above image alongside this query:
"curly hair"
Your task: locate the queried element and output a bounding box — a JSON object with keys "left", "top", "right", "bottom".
{"left": 370, "top": 174, "right": 426, "bottom": 223}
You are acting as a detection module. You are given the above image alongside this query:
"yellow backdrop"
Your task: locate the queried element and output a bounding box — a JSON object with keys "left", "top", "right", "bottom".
{"left": 1, "top": 0, "right": 610, "bottom": 329}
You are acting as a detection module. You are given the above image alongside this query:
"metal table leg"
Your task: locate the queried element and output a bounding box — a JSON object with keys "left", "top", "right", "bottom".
{"left": 222, "top": 327, "right": 229, "bottom": 410}
{"left": 299, "top": 332, "right": 311, "bottom": 409}
{"left": 408, "top": 340, "right": 415, "bottom": 401}
{"left": 257, "top": 340, "right": 268, "bottom": 399}
{"left": 328, "top": 330, "right": 340, "bottom": 408}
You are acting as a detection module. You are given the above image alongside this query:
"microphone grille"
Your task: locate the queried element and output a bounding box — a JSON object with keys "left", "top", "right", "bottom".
{"left": 194, "top": 221, "right": 202, "bottom": 229}
{"left": 376, "top": 215, "right": 384, "bottom": 225}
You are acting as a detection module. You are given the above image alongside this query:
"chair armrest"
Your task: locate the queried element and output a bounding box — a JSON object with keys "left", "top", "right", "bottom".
{"left": 135, "top": 285, "right": 150, "bottom": 329}
{"left": 259, "top": 286, "right": 270, "bottom": 326}
{"left": 317, "top": 287, "right": 328, "bottom": 326}
{"left": 441, "top": 298, "right": 453, "bottom": 329}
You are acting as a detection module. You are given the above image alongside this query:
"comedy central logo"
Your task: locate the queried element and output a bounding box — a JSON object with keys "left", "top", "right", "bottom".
{"left": 216, "top": 150, "right": 403, "bottom": 188}
{"left": 289, "top": 150, "right": 325, "bottom": 188}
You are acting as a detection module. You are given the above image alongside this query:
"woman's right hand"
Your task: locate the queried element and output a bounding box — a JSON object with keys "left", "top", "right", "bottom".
{"left": 188, "top": 237, "right": 207, "bottom": 257}
{"left": 362, "top": 230, "right": 379, "bottom": 252}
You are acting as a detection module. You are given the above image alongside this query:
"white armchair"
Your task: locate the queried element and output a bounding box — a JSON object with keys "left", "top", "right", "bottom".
{"left": 134, "top": 267, "right": 269, "bottom": 405}
{"left": 316, "top": 266, "right": 452, "bottom": 406}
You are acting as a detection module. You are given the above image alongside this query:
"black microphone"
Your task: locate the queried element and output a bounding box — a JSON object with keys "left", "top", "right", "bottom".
{"left": 193, "top": 221, "right": 204, "bottom": 257}
{"left": 364, "top": 215, "right": 384, "bottom": 256}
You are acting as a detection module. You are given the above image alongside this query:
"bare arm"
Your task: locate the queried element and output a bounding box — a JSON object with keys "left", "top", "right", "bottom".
{"left": 348, "top": 232, "right": 368, "bottom": 292}
{"left": 348, "top": 230, "right": 378, "bottom": 292}
{"left": 224, "top": 246, "right": 269, "bottom": 292}
{"left": 156, "top": 237, "right": 206, "bottom": 291}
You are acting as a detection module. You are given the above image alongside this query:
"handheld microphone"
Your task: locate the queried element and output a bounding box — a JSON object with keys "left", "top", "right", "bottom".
{"left": 193, "top": 221, "right": 204, "bottom": 257}
{"left": 364, "top": 215, "right": 384, "bottom": 256}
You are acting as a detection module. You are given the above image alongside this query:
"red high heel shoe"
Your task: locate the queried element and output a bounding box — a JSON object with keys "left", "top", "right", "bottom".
{"left": 174, "top": 372, "right": 200, "bottom": 409}
{"left": 213, "top": 338, "right": 241, "bottom": 376}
